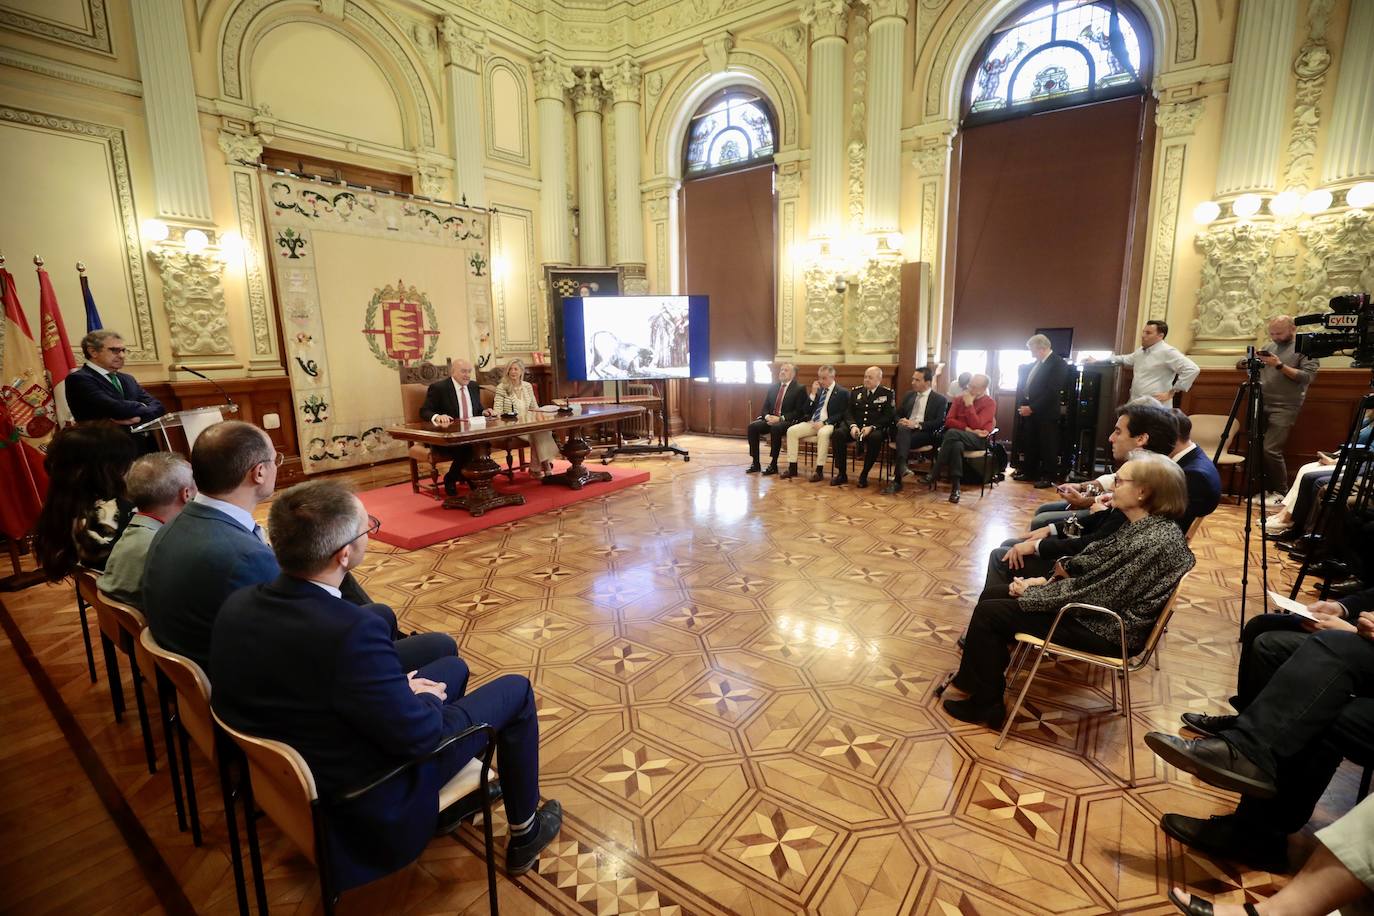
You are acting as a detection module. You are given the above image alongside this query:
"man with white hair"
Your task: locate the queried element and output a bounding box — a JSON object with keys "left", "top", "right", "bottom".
{"left": 1012, "top": 333, "right": 1070, "bottom": 488}
{"left": 98, "top": 452, "right": 196, "bottom": 608}
{"left": 926, "top": 373, "right": 996, "bottom": 503}
{"left": 420, "top": 357, "right": 494, "bottom": 496}
{"left": 829, "top": 366, "right": 894, "bottom": 488}
{"left": 780, "top": 365, "right": 851, "bottom": 481}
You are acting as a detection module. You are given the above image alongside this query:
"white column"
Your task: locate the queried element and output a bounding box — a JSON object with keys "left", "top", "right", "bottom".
{"left": 1214, "top": 0, "right": 1299, "bottom": 195}
{"left": 603, "top": 58, "right": 645, "bottom": 275}
{"left": 572, "top": 70, "right": 607, "bottom": 266}
{"left": 863, "top": 0, "right": 907, "bottom": 233}
{"left": 440, "top": 18, "right": 487, "bottom": 206}
{"left": 802, "top": 0, "right": 848, "bottom": 238}
{"left": 130, "top": 0, "right": 213, "bottom": 222}
{"left": 533, "top": 53, "right": 574, "bottom": 265}
{"left": 1321, "top": 0, "right": 1374, "bottom": 183}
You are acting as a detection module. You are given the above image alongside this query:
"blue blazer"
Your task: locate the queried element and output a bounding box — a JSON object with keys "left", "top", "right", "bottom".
{"left": 141, "top": 500, "right": 278, "bottom": 670}
{"left": 1178, "top": 444, "right": 1222, "bottom": 529}
{"left": 211, "top": 575, "right": 463, "bottom": 890}
{"left": 65, "top": 364, "right": 165, "bottom": 424}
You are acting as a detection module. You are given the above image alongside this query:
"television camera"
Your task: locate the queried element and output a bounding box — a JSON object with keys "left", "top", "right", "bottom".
{"left": 1295, "top": 293, "right": 1374, "bottom": 367}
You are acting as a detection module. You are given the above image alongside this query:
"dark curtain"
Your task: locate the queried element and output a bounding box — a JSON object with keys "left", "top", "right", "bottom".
{"left": 950, "top": 95, "right": 1148, "bottom": 351}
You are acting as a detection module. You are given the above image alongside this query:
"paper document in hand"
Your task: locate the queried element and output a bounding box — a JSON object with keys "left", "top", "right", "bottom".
{"left": 1267, "top": 590, "right": 1318, "bottom": 620}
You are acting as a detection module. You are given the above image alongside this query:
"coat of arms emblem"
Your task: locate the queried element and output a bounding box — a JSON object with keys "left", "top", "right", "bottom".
{"left": 362, "top": 279, "right": 440, "bottom": 369}
{"left": 1, "top": 368, "right": 57, "bottom": 440}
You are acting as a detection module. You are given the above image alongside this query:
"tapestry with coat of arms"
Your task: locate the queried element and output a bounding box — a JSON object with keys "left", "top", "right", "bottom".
{"left": 261, "top": 172, "right": 492, "bottom": 474}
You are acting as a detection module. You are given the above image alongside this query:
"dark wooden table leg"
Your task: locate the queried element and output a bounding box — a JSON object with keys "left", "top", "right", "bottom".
{"left": 543, "top": 434, "right": 613, "bottom": 490}
{"left": 441, "top": 444, "right": 526, "bottom": 516}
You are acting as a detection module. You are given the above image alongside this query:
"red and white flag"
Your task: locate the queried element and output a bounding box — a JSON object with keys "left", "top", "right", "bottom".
{"left": 0, "top": 266, "right": 53, "bottom": 540}
{"left": 36, "top": 262, "right": 78, "bottom": 424}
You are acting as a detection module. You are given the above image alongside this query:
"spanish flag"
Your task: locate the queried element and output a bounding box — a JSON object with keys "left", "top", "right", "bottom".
{"left": 0, "top": 266, "right": 51, "bottom": 539}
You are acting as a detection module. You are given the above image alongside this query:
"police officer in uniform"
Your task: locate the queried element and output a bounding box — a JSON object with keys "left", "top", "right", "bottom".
{"left": 830, "top": 366, "right": 895, "bottom": 488}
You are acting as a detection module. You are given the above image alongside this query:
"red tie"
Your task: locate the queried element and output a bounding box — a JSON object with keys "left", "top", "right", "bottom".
{"left": 773, "top": 383, "right": 786, "bottom": 415}
{"left": 459, "top": 386, "right": 470, "bottom": 420}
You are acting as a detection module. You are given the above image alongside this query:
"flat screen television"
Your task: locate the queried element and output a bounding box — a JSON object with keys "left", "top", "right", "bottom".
{"left": 561, "top": 295, "right": 710, "bottom": 381}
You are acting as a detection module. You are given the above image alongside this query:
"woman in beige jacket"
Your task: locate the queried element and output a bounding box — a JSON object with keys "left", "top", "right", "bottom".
{"left": 493, "top": 359, "right": 560, "bottom": 477}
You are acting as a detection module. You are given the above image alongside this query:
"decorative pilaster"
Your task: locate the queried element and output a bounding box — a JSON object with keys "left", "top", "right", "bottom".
{"left": 775, "top": 158, "right": 804, "bottom": 354}
{"left": 572, "top": 70, "right": 607, "bottom": 266}
{"left": 1141, "top": 99, "right": 1204, "bottom": 322}
{"left": 1214, "top": 0, "right": 1299, "bottom": 195}
{"left": 440, "top": 17, "right": 488, "bottom": 206}
{"left": 1321, "top": 0, "right": 1374, "bottom": 183}
{"left": 643, "top": 177, "right": 675, "bottom": 295}
{"left": 130, "top": 0, "right": 213, "bottom": 222}
{"left": 603, "top": 58, "right": 646, "bottom": 291}
{"left": 1281, "top": 0, "right": 1335, "bottom": 190}
{"left": 218, "top": 130, "right": 282, "bottom": 376}
{"left": 862, "top": 0, "right": 907, "bottom": 233}
{"left": 912, "top": 131, "right": 953, "bottom": 365}
{"left": 801, "top": 0, "right": 848, "bottom": 238}
{"left": 533, "top": 53, "right": 575, "bottom": 265}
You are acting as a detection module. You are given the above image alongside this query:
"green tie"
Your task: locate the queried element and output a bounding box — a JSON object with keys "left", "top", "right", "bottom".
{"left": 109, "top": 373, "right": 124, "bottom": 396}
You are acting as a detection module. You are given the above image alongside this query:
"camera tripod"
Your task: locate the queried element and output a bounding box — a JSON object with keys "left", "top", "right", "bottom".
{"left": 1211, "top": 354, "right": 1271, "bottom": 638}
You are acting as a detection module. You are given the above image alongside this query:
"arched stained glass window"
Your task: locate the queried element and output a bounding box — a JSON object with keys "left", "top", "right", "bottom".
{"left": 964, "top": 1, "right": 1149, "bottom": 123}
{"left": 684, "top": 89, "right": 776, "bottom": 177}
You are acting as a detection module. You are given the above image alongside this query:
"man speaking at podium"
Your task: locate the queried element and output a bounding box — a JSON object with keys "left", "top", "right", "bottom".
{"left": 67, "top": 330, "right": 165, "bottom": 449}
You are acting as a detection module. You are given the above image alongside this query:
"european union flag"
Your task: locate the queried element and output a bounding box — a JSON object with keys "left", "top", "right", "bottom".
{"left": 79, "top": 270, "right": 102, "bottom": 332}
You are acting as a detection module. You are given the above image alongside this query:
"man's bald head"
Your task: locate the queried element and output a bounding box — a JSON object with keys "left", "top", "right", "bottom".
{"left": 450, "top": 358, "right": 474, "bottom": 384}
{"left": 190, "top": 420, "right": 276, "bottom": 496}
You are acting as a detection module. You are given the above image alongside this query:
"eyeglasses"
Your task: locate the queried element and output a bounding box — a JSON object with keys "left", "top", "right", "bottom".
{"left": 1113, "top": 474, "right": 1135, "bottom": 486}
{"left": 104, "top": 347, "right": 128, "bottom": 355}
{"left": 333, "top": 514, "right": 381, "bottom": 554}
{"left": 259, "top": 451, "right": 285, "bottom": 468}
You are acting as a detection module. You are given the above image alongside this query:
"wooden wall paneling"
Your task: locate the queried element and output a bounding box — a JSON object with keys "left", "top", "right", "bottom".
{"left": 143, "top": 377, "right": 304, "bottom": 483}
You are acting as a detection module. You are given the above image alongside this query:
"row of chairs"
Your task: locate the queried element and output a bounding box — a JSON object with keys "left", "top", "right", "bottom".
{"left": 70, "top": 569, "right": 502, "bottom": 915}
{"left": 798, "top": 426, "right": 1003, "bottom": 498}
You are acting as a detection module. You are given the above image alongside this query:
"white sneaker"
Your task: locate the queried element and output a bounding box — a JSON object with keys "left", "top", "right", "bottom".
{"left": 1262, "top": 513, "right": 1288, "bottom": 531}
{"left": 1267, "top": 493, "right": 1286, "bottom": 507}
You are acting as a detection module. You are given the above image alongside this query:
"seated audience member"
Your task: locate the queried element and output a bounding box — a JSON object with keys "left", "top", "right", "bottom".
{"left": 924, "top": 373, "right": 995, "bottom": 503}
{"left": 883, "top": 366, "right": 948, "bottom": 494}
{"left": 98, "top": 453, "right": 195, "bottom": 608}
{"left": 947, "top": 371, "right": 972, "bottom": 400}
{"left": 1145, "top": 610, "right": 1374, "bottom": 875}
{"left": 33, "top": 421, "right": 139, "bottom": 579}
{"left": 492, "top": 358, "right": 559, "bottom": 478}
{"left": 829, "top": 366, "right": 894, "bottom": 488}
{"left": 65, "top": 330, "right": 166, "bottom": 451}
{"left": 211, "top": 481, "right": 562, "bottom": 890}
{"left": 1264, "top": 417, "right": 1371, "bottom": 539}
{"left": 990, "top": 405, "right": 1179, "bottom": 588}
{"left": 420, "top": 358, "right": 493, "bottom": 496}
{"left": 1168, "top": 794, "right": 1374, "bottom": 916}
{"left": 747, "top": 362, "right": 807, "bottom": 475}
{"left": 1010, "top": 334, "right": 1070, "bottom": 488}
{"left": 1167, "top": 408, "right": 1223, "bottom": 528}
{"left": 781, "top": 365, "right": 851, "bottom": 482}
{"left": 942, "top": 453, "right": 1194, "bottom": 727}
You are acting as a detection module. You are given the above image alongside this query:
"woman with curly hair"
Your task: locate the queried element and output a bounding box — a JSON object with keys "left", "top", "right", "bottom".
{"left": 33, "top": 421, "right": 138, "bottom": 579}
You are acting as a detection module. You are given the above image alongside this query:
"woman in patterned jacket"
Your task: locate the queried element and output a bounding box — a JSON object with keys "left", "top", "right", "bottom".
{"left": 492, "top": 358, "right": 560, "bottom": 478}
{"left": 943, "top": 451, "right": 1196, "bottom": 727}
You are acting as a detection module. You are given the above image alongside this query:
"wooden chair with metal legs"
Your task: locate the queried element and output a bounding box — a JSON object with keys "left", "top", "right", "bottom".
{"left": 77, "top": 573, "right": 159, "bottom": 774}
{"left": 996, "top": 571, "right": 1193, "bottom": 787}
{"left": 72, "top": 566, "right": 100, "bottom": 684}
{"left": 958, "top": 427, "right": 1001, "bottom": 497}
{"left": 139, "top": 629, "right": 255, "bottom": 916}
{"left": 212, "top": 712, "right": 501, "bottom": 916}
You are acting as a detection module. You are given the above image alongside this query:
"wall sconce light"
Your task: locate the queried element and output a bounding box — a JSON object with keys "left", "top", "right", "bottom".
{"left": 1269, "top": 190, "right": 1302, "bottom": 218}
{"left": 1233, "top": 193, "right": 1262, "bottom": 219}
{"left": 1302, "top": 188, "right": 1333, "bottom": 214}
{"left": 1348, "top": 182, "right": 1374, "bottom": 209}
{"left": 142, "top": 218, "right": 170, "bottom": 243}
{"left": 1192, "top": 201, "right": 1220, "bottom": 225}
{"left": 183, "top": 229, "right": 209, "bottom": 253}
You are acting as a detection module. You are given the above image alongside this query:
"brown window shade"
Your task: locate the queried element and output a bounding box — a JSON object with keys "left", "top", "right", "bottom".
{"left": 681, "top": 163, "right": 776, "bottom": 362}
{"left": 950, "top": 95, "right": 1147, "bottom": 351}
{"left": 260, "top": 149, "right": 413, "bottom": 194}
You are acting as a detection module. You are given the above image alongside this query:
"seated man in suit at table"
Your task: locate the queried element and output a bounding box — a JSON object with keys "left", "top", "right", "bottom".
{"left": 884, "top": 366, "right": 949, "bottom": 494}
{"left": 781, "top": 365, "right": 851, "bottom": 481}
{"left": 830, "top": 366, "right": 895, "bottom": 488}
{"left": 212, "top": 480, "right": 562, "bottom": 889}
{"left": 66, "top": 330, "right": 165, "bottom": 451}
{"left": 747, "top": 362, "right": 808, "bottom": 475}
{"left": 420, "top": 358, "right": 494, "bottom": 497}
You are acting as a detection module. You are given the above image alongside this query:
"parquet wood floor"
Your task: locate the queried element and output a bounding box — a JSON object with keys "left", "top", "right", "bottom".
{"left": 0, "top": 434, "right": 1363, "bottom": 915}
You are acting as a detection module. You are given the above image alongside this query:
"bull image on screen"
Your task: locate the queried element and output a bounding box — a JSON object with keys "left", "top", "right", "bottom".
{"left": 562, "top": 295, "right": 710, "bottom": 381}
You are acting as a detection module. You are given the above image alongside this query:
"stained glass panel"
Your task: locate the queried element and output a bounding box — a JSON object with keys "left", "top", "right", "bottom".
{"left": 685, "top": 90, "right": 776, "bottom": 175}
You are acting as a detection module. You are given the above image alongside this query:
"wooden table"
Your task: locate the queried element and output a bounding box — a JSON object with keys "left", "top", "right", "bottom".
{"left": 387, "top": 404, "right": 645, "bottom": 515}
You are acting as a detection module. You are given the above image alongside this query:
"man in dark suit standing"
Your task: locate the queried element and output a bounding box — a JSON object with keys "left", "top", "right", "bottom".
{"left": 66, "top": 330, "right": 165, "bottom": 450}
{"left": 746, "top": 362, "right": 807, "bottom": 475}
{"left": 211, "top": 481, "right": 562, "bottom": 891}
{"left": 884, "top": 366, "right": 949, "bottom": 494}
{"left": 830, "top": 366, "right": 895, "bottom": 488}
{"left": 1013, "top": 333, "right": 1071, "bottom": 488}
{"left": 419, "top": 357, "right": 493, "bottom": 497}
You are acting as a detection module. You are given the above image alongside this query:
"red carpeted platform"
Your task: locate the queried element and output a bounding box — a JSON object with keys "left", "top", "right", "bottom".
{"left": 359, "top": 463, "right": 650, "bottom": 550}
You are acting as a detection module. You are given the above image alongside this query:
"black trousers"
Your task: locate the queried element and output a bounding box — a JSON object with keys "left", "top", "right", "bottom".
{"left": 434, "top": 445, "right": 474, "bottom": 490}
{"left": 1020, "top": 414, "right": 1060, "bottom": 480}
{"left": 893, "top": 426, "right": 939, "bottom": 475}
{"left": 1232, "top": 613, "right": 1310, "bottom": 711}
{"left": 830, "top": 426, "right": 883, "bottom": 477}
{"left": 746, "top": 418, "right": 788, "bottom": 464}
{"left": 984, "top": 544, "right": 1057, "bottom": 593}
{"left": 952, "top": 591, "right": 1119, "bottom": 705}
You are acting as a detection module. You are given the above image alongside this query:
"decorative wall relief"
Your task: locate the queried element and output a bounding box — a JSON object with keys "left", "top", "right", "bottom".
{"left": 803, "top": 265, "right": 845, "bottom": 352}
{"left": 147, "top": 249, "right": 233, "bottom": 357}
{"left": 852, "top": 256, "right": 901, "bottom": 353}
{"left": 1298, "top": 209, "right": 1374, "bottom": 316}
{"left": 759, "top": 23, "right": 808, "bottom": 78}
{"left": 1144, "top": 99, "right": 1204, "bottom": 321}
{"left": 1192, "top": 222, "right": 1283, "bottom": 348}
{"left": 1282, "top": 0, "right": 1336, "bottom": 190}
{"left": 847, "top": 7, "right": 869, "bottom": 234}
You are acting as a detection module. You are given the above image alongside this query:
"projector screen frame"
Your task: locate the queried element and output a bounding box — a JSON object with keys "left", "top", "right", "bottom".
{"left": 560, "top": 294, "right": 710, "bottom": 382}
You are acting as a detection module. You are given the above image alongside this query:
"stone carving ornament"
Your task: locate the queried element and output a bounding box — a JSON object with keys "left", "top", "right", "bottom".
{"left": 217, "top": 129, "right": 264, "bottom": 165}
{"left": 1193, "top": 222, "right": 1283, "bottom": 343}
{"left": 803, "top": 264, "right": 845, "bottom": 348}
{"left": 439, "top": 16, "right": 487, "bottom": 71}
{"left": 853, "top": 256, "right": 901, "bottom": 351}
{"left": 1298, "top": 209, "right": 1374, "bottom": 317}
{"left": 800, "top": 0, "right": 849, "bottom": 40}
{"left": 148, "top": 249, "right": 233, "bottom": 356}
{"left": 705, "top": 33, "right": 735, "bottom": 73}
{"left": 533, "top": 52, "right": 576, "bottom": 100}
{"left": 602, "top": 58, "right": 642, "bottom": 105}
{"left": 1283, "top": 0, "right": 1335, "bottom": 190}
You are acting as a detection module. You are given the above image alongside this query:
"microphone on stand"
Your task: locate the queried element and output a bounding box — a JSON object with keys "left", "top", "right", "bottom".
{"left": 177, "top": 365, "right": 238, "bottom": 412}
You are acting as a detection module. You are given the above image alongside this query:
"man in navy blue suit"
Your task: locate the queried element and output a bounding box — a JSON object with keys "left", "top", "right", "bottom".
{"left": 419, "top": 357, "right": 493, "bottom": 496}
{"left": 142, "top": 420, "right": 452, "bottom": 671}
{"left": 66, "top": 330, "right": 165, "bottom": 449}
{"left": 211, "top": 481, "right": 562, "bottom": 891}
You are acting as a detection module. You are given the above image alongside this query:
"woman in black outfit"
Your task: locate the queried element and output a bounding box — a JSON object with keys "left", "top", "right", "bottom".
{"left": 33, "top": 421, "right": 139, "bottom": 579}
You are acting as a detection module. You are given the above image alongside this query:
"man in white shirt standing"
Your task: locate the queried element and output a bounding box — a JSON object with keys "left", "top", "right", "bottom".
{"left": 1088, "top": 320, "right": 1199, "bottom": 405}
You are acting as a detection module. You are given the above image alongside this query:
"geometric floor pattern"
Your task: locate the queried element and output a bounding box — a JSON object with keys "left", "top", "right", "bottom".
{"left": 0, "top": 434, "right": 1363, "bottom": 915}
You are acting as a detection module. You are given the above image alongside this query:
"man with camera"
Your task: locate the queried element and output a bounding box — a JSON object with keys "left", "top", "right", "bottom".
{"left": 1237, "top": 316, "right": 1320, "bottom": 503}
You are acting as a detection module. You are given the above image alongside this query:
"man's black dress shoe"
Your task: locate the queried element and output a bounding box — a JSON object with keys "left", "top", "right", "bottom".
{"left": 830, "top": 474, "right": 848, "bottom": 487}
{"left": 1265, "top": 526, "right": 1300, "bottom": 542}
{"left": 1144, "top": 733, "right": 1276, "bottom": 798}
{"left": 856, "top": 475, "right": 868, "bottom": 489}
{"left": 881, "top": 481, "right": 902, "bottom": 495}
{"left": 746, "top": 463, "right": 761, "bottom": 473}
{"left": 942, "top": 697, "right": 1004, "bottom": 727}
{"left": 1159, "top": 812, "right": 1288, "bottom": 874}
{"left": 1329, "top": 576, "right": 1367, "bottom": 596}
{"left": 506, "top": 800, "right": 563, "bottom": 876}
{"left": 1168, "top": 888, "right": 1259, "bottom": 916}
{"left": 436, "top": 780, "right": 504, "bottom": 835}
{"left": 1034, "top": 479, "right": 1054, "bottom": 489}
{"left": 780, "top": 463, "right": 799, "bottom": 479}
{"left": 1180, "top": 712, "right": 1238, "bottom": 737}
{"left": 1011, "top": 471, "right": 1032, "bottom": 482}
{"left": 762, "top": 464, "right": 778, "bottom": 476}
{"left": 922, "top": 473, "right": 936, "bottom": 489}
{"left": 948, "top": 486, "right": 961, "bottom": 504}
{"left": 809, "top": 467, "right": 826, "bottom": 483}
